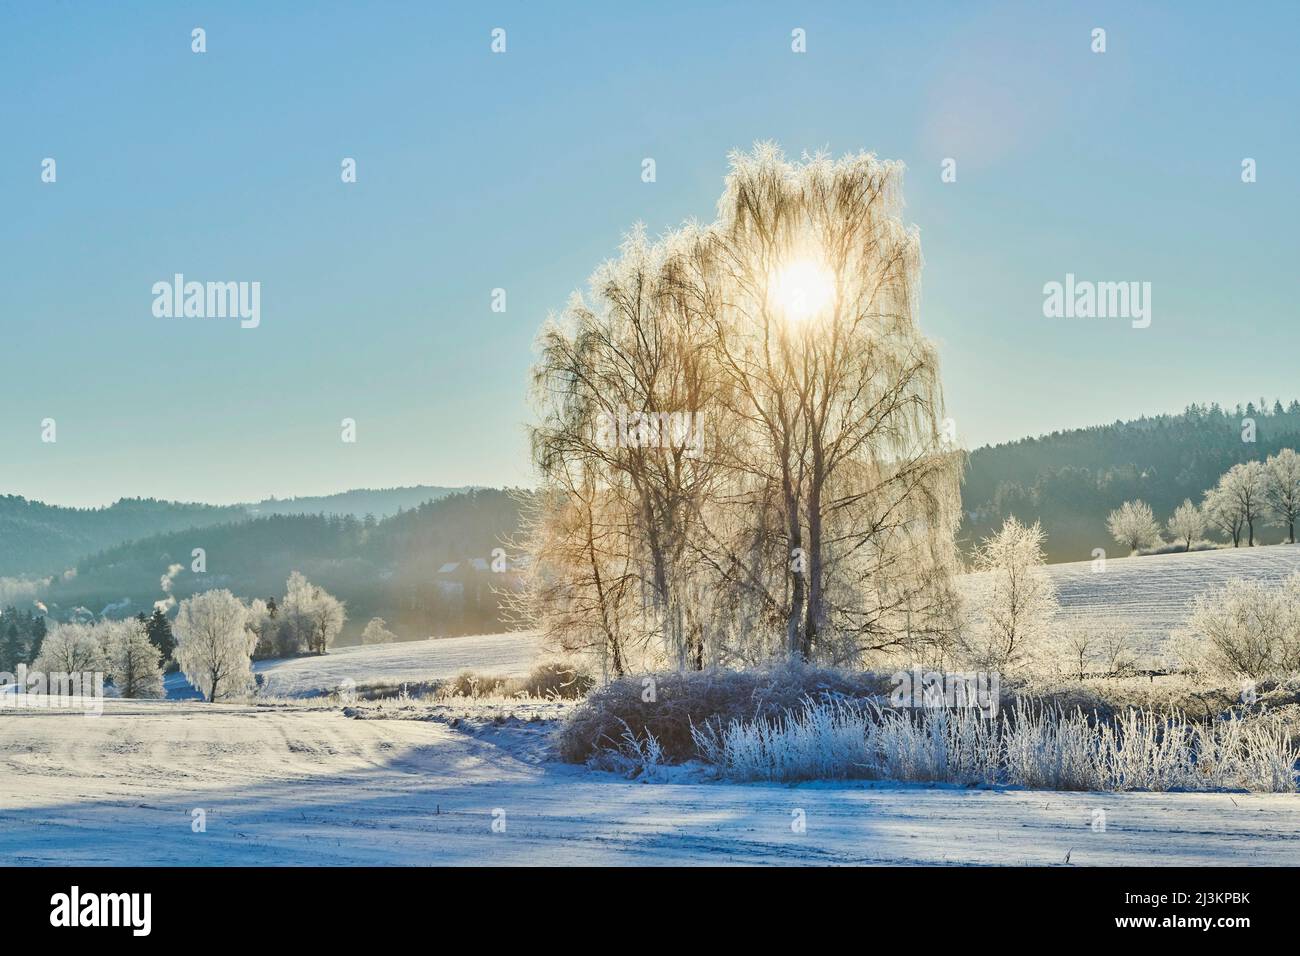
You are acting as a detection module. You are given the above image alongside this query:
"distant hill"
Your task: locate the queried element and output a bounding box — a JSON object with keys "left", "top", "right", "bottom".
{"left": 241, "top": 486, "right": 471, "bottom": 520}
{"left": 0, "top": 496, "right": 245, "bottom": 578}
{"left": 0, "top": 486, "right": 469, "bottom": 577}
{"left": 962, "top": 401, "right": 1300, "bottom": 563}
{"left": 33, "top": 489, "right": 525, "bottom": 643}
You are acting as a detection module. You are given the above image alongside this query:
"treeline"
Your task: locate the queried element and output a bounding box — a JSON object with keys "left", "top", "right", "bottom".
{"left": 0, "top": 486, "right": 468, "bottom": 578}
{"left": 246, "top": 485, "right": 462, "bottom": 519}
{"left": 34, "top": 489, "right": 525, "bottom": 643}
{"left": 963, "top": 401, "right": 1300, "bottom": 563}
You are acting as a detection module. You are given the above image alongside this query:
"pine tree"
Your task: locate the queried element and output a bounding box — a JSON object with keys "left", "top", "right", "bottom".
{"left": 29, "top": 616, "right": 46, "bottom": 661}
{"left": 0, "top": 620, "right": 23, "bottom": 671}
{"left": 144, "top": 607, "right": 176, "bottom": 661}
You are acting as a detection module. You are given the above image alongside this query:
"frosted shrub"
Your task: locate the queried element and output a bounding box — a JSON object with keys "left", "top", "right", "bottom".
{"left": 1175, "top": 572, "right": 1300, "bottom": 680}
{"left": 694, "top": 699, "right": 1298, "bottom": 793}
{"left": 560, "top": 662, "right": 894, "bottom": 763}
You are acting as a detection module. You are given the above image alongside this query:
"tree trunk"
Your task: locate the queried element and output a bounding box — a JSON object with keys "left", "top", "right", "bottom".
{"left": 786, "top": 506, "right": 805, "bottom": 659}
{"left": 803, "top": 479, "right": 823, "bottom": 660}
{"left": 584, "top": 503, "right": 624, "bottom": 679}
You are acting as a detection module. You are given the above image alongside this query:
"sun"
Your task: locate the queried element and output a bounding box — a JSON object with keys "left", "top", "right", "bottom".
{"left": 769, "top": 257, "right": 836, "bottom": 323}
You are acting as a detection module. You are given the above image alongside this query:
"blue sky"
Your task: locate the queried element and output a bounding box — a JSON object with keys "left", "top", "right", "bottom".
{"left": 2, "top": 1, "right": 1297, "bottom": 507}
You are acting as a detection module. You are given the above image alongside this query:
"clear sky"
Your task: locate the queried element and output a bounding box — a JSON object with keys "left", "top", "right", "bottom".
{"left": 3, "top": 1, "right": 1297, "bottom": 508}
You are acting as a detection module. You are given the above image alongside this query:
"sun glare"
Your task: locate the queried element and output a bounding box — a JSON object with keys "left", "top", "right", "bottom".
{"left": 769, "top": 257, "right": 836, "bottom": 323}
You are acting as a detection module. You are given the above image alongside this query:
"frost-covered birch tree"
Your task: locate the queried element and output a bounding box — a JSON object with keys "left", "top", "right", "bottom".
{"left": 701, "top": 145, "right": 962, "bottom": 664}
{"left": 99, "top": 618, "right": 164, "bottom": 698}
{"left": 1166, "top": 499, "right": 1204, "bottom": 552}
{"left": 1265, "top": 448, "right": 1300, "bottom": 544}
{"left": 523, "top": 145, "right": 962, "bottom": 671}
{"left": 280, "top": 572, "right": 346, "bottom": 655}
{"left": 1106, "top": 500, "right": 1162, "bottom": 554}
{"left": 1216, "top": 461, "right": 1268, "bottom": 546}
{"left": 174, "top": 589, "right": 254, "bottom": 702}
{"left": 528, "top": 227, "right": 722, "bottom": 670}
{"left": 1203, "top": 483, "right": 1246, "bottom": 547}
{"left": 33, "top": 621, "right": 104, "bottom": 674}
{"left": 964, "top": 517, "right": 1057, "bottom": 672}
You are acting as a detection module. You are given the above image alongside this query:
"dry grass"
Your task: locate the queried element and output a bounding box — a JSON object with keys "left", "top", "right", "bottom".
{"left": 695, "top": 698, "right": 1299, "bottom": 792}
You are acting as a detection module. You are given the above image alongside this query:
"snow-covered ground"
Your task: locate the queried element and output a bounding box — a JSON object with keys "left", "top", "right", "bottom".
{"left": 165, "top": 631, "right": 543, "bottom": 699}
{"left": 12, "top": 556, "right": 1300, "bottom": 867}
{"left": 968, "top": 543, "right": 1300, "bottom": 658}
{"left": 1, "top": 699, "right": 1296, "bottom": 866}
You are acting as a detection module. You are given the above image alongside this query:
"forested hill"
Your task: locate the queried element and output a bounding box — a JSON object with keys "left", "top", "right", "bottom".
{"left": 0, "top": 496, "right": 244, "bottom": 577}
{"left": 0, "top": 486, "right": 467, "bottom": 577}
{"left": 962, "top": 401, "right": 1300, "bottom": 563}
{"left": 35, "top": 489, "right": 524, "bottom": 643}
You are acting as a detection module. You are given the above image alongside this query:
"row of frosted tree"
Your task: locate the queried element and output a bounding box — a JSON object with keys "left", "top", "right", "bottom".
{"left": 21, "top": 572, "right": 347, "bottom": 701}
{"left": 1107, "top": 449, "right": 1300, "bottom": 553}
{"left": 514, "top": 146, "right": 965, "bottom": 676}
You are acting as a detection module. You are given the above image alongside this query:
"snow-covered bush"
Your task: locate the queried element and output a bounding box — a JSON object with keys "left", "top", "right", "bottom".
{"left": 559, "top": 662, "right": 895, "bottom": 763}
{"left": 438, "top": 661, "right": 595, "bottom": 700}
{"left": 361, "top": 617, "right": 397, "bottom": 645}
{"left": 1174, "top": 572, "right": 1300, "bottom": 680}
{"left": 694, "top": 698, "right": 1298, "bottom": 792}
{"left": 439, "top": 670, "right": 511, "bottom": 698}
{"left": 514, "top": 661, "right": 596, "bottom": 699}
{"left": 592, "top": 719, "right": 667, "bottom": 778}
{"left": 1136, "top": 539, "right": 1221, "bottom": 556}
{"left": 174, "top": 589, "right": 255, "bottom": 702}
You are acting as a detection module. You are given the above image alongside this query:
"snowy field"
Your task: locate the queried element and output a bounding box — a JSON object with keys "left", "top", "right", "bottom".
{"left": 165, "top": 631, "right": 543, "bottom": 699}
{"left": 10, "top": 558, "right": 1300, "bottom": 867}
{"left": 969, "top": 543, "right": 1300, "bottom": 659}
{"left": 2, "top": 699, "right": 1297, "bottom": 866}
